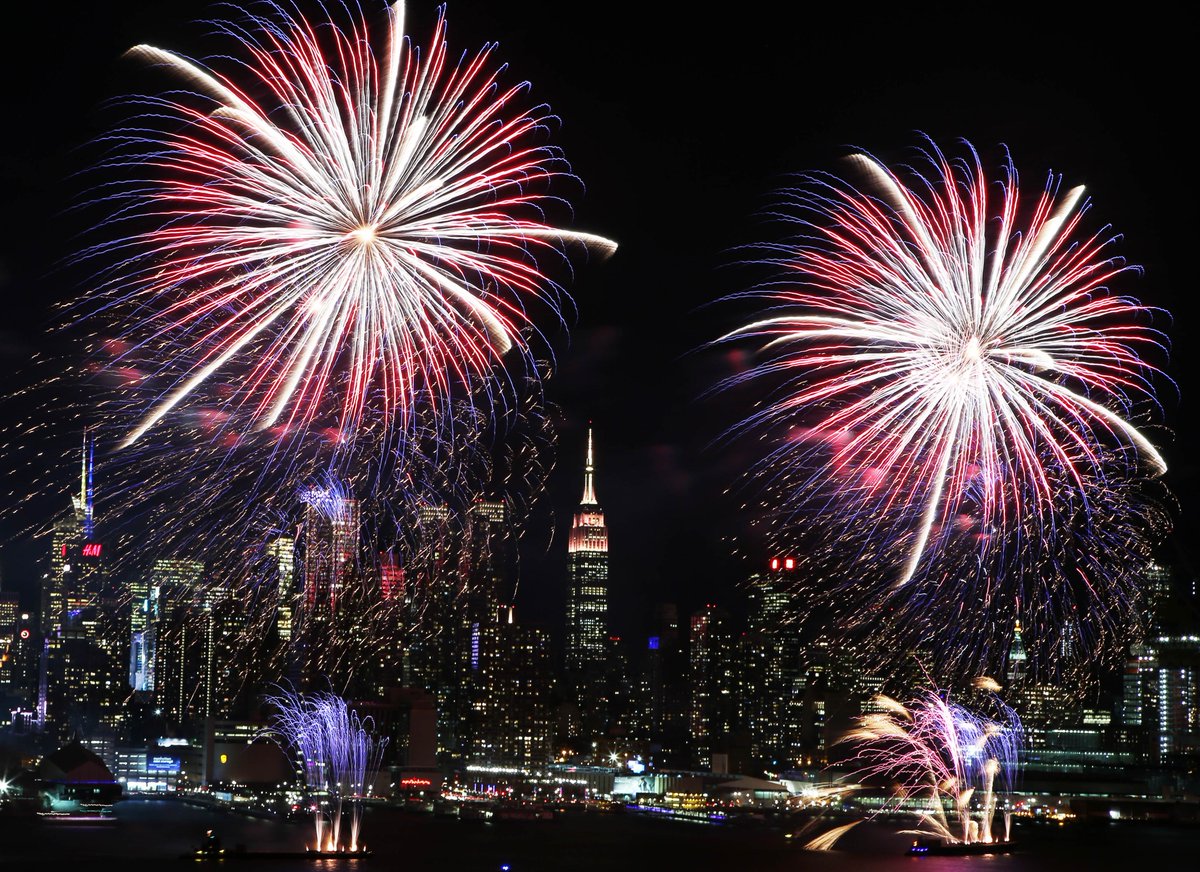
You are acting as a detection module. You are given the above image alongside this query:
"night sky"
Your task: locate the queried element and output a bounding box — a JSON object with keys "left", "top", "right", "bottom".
{"left": 0, "top": 2, "right": 1194, "bottom": 642}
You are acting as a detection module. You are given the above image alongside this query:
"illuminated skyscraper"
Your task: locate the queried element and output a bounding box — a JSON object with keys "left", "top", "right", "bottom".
{"left": 403, "top": 499, "right": 515, "bottom": 760}
{"left": 266, "top": 536, "right": 297, "bottom": 641}
{"left": 689, "top": 604, "right": 734, "bottom": 769}
{"left": 0, "top": 592, "right": 19, "bottom": 691}
{"left": 294, "top": 486, "right": 361, "bottom": 689}
{"left": 742, "top": 559, "right": 805, "bottom": 770}
{"left": 38, "top": 432, "right": 124, "bottom": 740}
{"left": 300, "top": 486, "right": 360, "bottom": 613}
{"left": 565, "top": 427, "right": 608, "bottom": 675}
{"left": 150, "top": 558, "right": 209, "bottom": 724}
{"left": 467, "top": 606, "right": 554, "bottom": 768}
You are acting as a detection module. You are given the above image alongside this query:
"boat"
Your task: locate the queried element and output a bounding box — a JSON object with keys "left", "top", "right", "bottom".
{"left": 908, "top": 837, "right": 1016, "bottom": 856}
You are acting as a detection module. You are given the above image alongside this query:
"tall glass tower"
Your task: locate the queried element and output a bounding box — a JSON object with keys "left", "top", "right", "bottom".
{"left": 565, "top": 426, "right": 608, "bottom": 674}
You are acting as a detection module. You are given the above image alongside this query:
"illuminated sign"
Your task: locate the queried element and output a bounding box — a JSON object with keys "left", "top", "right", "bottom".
{"left": 19, "top": 629, "right": 30, "bottom": 640}
{"left": 147, "top": 755, "right": 180, "bottom": 773}
{"left": 647, "top": 636, "right": 660, "bottom": 650}
{"left": 82, "top": 543, "right": 103, "bottom": 558}
{"left": 61, "top": 545, "right": 68, "bottom": 558}
{"left": 770, "top": 558, "right": 779, "bottom": 570}
{"left": 400, "top": 777, "right": 432, "bottom": 788}
{"left": 784, "top": 557, "right": 795, "bottom": 570}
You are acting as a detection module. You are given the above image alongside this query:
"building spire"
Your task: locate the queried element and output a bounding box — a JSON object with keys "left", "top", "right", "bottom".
{"left": 77, "top": 429, "right": 95, "bottom": 539}
{"left": 581, "top": 424, "right": 597, "bottom": 506}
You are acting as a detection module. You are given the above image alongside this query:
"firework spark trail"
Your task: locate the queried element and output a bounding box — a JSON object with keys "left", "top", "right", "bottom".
{"left": 841, "top": 683, "right": 1021, "bottom": 845}
{"left": 86, "top": 0, "right": 613, "bottom": 451}
{"left": 721, "top": 140, "right": 1170, "bottom": 675}
{"left": 266, "top": 689, "right": 387, "bottom": 852}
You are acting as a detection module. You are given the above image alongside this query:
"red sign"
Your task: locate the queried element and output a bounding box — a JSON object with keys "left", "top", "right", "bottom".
{"left": 19, "top": 629, "right": 31, "bottom": 640}
{"left": 82, "top": 543, "right": 103, "bottom": 558}
{"left": 400, "top": 777, "right": 432, "bottom": 788}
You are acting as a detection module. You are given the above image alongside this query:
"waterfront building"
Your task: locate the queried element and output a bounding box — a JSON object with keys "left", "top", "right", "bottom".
{"left": 742, "top": 560, "right": 806, "bottom": 771}
{"left": 645, "top": 603, "right": 690, "bottom": 766}
{"left": 689, "top": 604, "right": 735, "bottom": 769}
{"left": 1123, "top": 635, "right": 1200, "bottom": 765}
{"left": 467, "top": 606, "right": 554, "bottom": 768}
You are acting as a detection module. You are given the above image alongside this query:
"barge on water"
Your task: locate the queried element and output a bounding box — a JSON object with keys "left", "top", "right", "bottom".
{"left": 908, "top": 838, "right": 1015, "bottom": 856}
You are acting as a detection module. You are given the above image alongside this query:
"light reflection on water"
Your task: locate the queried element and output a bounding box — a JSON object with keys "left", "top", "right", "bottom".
{"left": 0, "top": 799, "right": 1194, "bottom": 871}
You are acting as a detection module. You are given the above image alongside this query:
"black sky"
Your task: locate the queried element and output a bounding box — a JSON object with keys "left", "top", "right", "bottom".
{"left": 0, "top": 2, "right": 1195, "bottom": 640}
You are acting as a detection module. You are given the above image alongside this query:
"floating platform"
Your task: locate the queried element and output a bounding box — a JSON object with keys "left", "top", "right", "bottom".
{"left": 908, "top": 838, "right": 1015, "bottom": 856}
{"left": 183, "top": 848, "right": 372, "bottom": 861}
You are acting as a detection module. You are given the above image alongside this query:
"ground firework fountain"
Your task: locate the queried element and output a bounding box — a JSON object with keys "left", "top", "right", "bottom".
{"left": 842, "top": 680, "right": 1021, "bottom": 853}
{"left": 267, "top": 690, "right": 387, "bottom": 854}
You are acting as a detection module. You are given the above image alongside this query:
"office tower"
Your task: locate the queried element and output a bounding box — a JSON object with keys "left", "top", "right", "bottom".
{"left": 463, "top": 499, "right": 511, "bottom": 627}
{"left": 266, "top": 536, "right": 297, "bottom": 641}
{"left": 1122, "top": 635, "right": 1200, "bottom": 764}
{"left": 128, "top": 576, "right": 155, "bottom": 692}
{"left": 379, "top": 551, "right": 403, "bottom": 602}
{"left": 402, "top": 502, "right": 465, "bottom": 755}
{"left": 1007, "top": 619, "right": 1028, "bottom": 685}
{"left": 403, "top": 499, "right": 516, "bottom": 760}
{"left": 38, "top": 433, "right": 126, "bottom": 740}
{"left": 300, "top": 486, "right": 360, "bottom": 614}
{"left": 564, "top": 427, "right": 609, "bottom": 740}
{"left": 150, "top": 557, "right": 238, "bottom": 726}
{"left": 0, "top": 592, "right": 19, "bottom": 690}
{"left": 742, "top": 560, "right": 806, "bottom": 771}
{"left": 467, "top": 606, "right": 554, "bottom": 768}
{"left": 689, "top": 604, "right": 735, "bottom": 768}
{"left": 294, "top": 486, "right": 361, "bottom": 689}
{"left": 646, "top": 603, "right": 689, "bottom": 765}
{"left": 565, "top": 428, "right": 608, "bottom": 673}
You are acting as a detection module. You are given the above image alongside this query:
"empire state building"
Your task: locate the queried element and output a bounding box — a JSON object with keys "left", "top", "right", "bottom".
{"left": 565, "top": 426, "right": 608, "bottom": 674}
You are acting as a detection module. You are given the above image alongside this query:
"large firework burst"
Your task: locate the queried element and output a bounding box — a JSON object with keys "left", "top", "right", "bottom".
{"left": 90, "top": 0, "right": 612, "bottom": 450}
{"left": 723, "top": 141, "right": 1169, "bottom": 676}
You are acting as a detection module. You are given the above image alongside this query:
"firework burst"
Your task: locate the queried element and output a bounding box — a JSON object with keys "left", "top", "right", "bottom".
{"left": 842, "top": 682, "right": 1022, "bottom": 845}
{"left": 266, "top": 689, "right": 388, "bottom": 852}
{"left": 87, "top": 0, "right": 612, "bottom": 451}
{"left": 722, "top": 141, "right": 1170, "bottom": 677}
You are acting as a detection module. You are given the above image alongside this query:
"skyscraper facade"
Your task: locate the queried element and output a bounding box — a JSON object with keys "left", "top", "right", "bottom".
{"left": 742, "top": 561, "right": 806, "bottom": 770}
{"left": 565, "top": 428, "right": 608, "bottom": 672}
{"left": 689, "top": 604, "right": 735, "bottom": 769}
{"left": 564, "top": 427, "right": 609, "bottom": 739}
{"left": 467, "top": 606, "right": 554, "bottom": 768}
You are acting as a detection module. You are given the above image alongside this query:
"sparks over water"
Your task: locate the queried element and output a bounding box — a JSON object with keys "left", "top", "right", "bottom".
{"left": 842, "top": 680, "right": 1022, "bottom": 845}
{"left": 722, "top": 141, "right": 1170, "bottom": 676}
{"left": 93, "top": 0, "right": 614, "bottom": 450}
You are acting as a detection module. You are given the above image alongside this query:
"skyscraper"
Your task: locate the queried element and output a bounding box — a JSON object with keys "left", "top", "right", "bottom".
{"left": 467, "top": 606, "right": 554, "bottom": 768}
{"left": 564, "top": 427, "right": 610, "bottom": 740}
{"left": 689, "top": 604, "right": 735, "bottom": 769}
{"left": 38, "top": 432, "right": 124, "bottom": 741}
{"left": 295, "top": 485, "right": 361, "bottom": 688}
{"left": 266, "top": 536, "right": 297, "bottom": 641}
{"left": 300, "top": 486, "right": 360, "bottom": 614}
{"left": 742, "top": 560, "right": 806, "bottom": 771}
{"left": 565, "top": 427, "right": 608, "bottom": 672}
